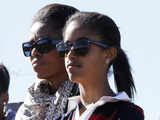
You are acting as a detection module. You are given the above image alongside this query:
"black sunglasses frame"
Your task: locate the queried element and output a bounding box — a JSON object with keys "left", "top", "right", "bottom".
{"left": 22, "top": 38, "right": 61, "bottom": 57}
{"left": 56, "top": 39, "right": 109, "bottom": 58}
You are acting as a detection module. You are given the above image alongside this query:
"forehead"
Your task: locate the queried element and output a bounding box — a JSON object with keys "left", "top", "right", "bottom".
{"left": 64, "top": 21, "right": 101, "bottom": 42}
{"left": 29, "top": 22, "right": 60, "bottom": 41}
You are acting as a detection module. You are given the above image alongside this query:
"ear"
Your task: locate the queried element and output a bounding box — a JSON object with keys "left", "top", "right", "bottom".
{"left": 104, "top": 47, "right": 117, "bottom": 65}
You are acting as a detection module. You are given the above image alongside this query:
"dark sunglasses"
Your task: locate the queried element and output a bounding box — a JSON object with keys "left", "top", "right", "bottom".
{"left": 56, "top": 38, "right": 109, "bottom": 58}
{"left": 22, "top": 38, "right": 61, "bottom": 57}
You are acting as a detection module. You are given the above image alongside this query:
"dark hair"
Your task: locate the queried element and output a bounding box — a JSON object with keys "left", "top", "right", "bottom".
{"left": 64, "top": 12, "right": 136, "bottom": 98}
{"left": 0, "top": 64, "right": 10, "bottom": 95}
{"left": 32, "top": 3, "right": 79, "bottom": 39}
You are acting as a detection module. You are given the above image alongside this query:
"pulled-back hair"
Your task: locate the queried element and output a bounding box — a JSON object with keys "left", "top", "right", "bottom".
{"left": 0, "top": 64, "right": 10, "bottom": 95}
{"left": 64, "top": 12, "right": 136, "bottom": 98}
{"left": 32, "top": 3, "right": 79, "bottom": 38}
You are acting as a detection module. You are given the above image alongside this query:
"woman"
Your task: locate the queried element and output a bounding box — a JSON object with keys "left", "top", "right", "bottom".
{"left": 0, "top": 64, "right": 16, "bottom": 120}
{"left": 15, "top": 4, "right": 79, "bottom": 120}
{"left": 56, "top": 12, "right": 144, "bottom": 120}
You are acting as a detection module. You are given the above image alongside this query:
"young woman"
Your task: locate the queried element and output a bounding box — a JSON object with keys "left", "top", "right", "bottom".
{"left": 56, "top": 12, "right": 144, "bottom": 120}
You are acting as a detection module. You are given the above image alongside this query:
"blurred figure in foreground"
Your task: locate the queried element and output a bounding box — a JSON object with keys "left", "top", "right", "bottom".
{"left": 0, "top": 64, "right": 16, "bottom": 120}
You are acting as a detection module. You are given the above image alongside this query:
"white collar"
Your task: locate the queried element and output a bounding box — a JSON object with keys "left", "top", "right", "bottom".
{"left": 68, "top": 91, "right": 131, "bottom": 110}
{"left": 68, "top": 92, "right": 131, "bottom": 120}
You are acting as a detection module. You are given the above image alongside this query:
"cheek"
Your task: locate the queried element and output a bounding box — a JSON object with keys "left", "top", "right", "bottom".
{"left": 84, "top": 51, "right": 106, "bottom": 71}
{"left": 64, "top": 57, "right": 69, "bottom": 72}
{"left": 85, "top": 57, "right": 101, "bottom": 70}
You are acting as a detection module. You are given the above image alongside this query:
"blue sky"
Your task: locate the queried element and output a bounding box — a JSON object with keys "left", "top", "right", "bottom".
{"left": 0, "top": 0, "right": 159, "bottom": 120}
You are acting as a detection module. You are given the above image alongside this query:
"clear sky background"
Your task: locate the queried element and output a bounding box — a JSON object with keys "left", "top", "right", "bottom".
{"left": 0, "top": 0, "right": 159, "bottom": 120}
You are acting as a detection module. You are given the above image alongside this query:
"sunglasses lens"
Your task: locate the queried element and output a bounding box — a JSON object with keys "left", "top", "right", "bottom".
{"left": 74, "top": 47, "right": 89, "bottom": 56}
{"left": 22, "top": 39, "right": 59, "bottom": 57}
{"left": 22, "top": 42, "right": 33, "bottom": 57}
{"left": 56, "top": 40, "right": 90, "bottom": 57}
{"left": 36, "top": 39, "right": 52, "bottom": 54}
{"left": 74, "top": 40, "right": 89, "bottom": 56}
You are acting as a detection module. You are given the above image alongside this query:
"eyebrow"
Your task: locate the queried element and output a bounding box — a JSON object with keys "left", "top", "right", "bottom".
{"left": 29, "top": 36, "right": 51, "bottom": 42}
{"left": 77, "top": 37, "right": 89, "bottom": 41}
{"left": 65, "top": 37, "right": 90, "bottom": 43}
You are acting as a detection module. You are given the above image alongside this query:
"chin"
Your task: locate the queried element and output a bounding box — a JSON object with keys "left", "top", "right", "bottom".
{"left": 36, "top": 73, "right": 48, "bottom": 79}
{"left": 68, "top": 72, "right": 82, "bottom": 83}
{"left": 33, "top": 64, "right": 48, "bottom": 73}
{"left": 34, "top": 68, "right": 49, "bottom": 79}
{"left": 33, "top": 64, "right": 43, "bottom": 72}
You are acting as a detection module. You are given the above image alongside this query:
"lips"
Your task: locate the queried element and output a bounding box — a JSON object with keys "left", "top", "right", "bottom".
{"left": 67, "top": 63, "right": 80, "bottom": 68}
{"left": 31, "top": 58, "right": 42, "bottom": 66}
{"left": 66, "top": 61, "right": 81, "bottom": 69}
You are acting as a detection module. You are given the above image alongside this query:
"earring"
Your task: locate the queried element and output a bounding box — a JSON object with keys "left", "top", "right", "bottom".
{"left": 3, "top": 101, "right": 7, "bottom": 106}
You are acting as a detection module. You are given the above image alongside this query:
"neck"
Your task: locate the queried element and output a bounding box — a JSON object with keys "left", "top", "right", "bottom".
{"left": 48, "top": 74, "right": 67, "bottom": 90}
{"left": 78, "top": 79, "right": 115, "bottom": 116}
{"left": 40, "top": 72, "right": 68, "bottom": 93}
{"left": 78, "top": 75, "right": 115, "bottom": 107}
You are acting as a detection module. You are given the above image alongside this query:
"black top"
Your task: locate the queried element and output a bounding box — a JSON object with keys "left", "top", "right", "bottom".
{"left": 57, "top": 101, "right": 144, "bottom": 120}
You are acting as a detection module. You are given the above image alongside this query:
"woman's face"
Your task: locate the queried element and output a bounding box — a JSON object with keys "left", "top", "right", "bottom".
{"left": 64, "top": 21, "right": 109, "bottom": 84}
{"left": 29, "top": 22, "right": 65, "bottom": 79}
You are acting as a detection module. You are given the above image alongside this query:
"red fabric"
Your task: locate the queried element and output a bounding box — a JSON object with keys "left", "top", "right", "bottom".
{"left": 89, "top": 111, "right": 118, "bottom": 120}
{"left": 129, "top": 105, "right": 144, "bottom": 118}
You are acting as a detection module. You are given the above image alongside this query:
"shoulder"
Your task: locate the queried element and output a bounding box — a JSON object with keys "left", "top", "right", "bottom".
{"left": 7, "top": 102, "right": 23, "bottom": 112}
{"left": 5, "top": 102, "right": 23, "bottom": 120}
{"left": 5, "top": 107, "right": 16, "bottom": 120}
{"left": 117, "top": 101, "right": 144, "bottom": 120}
{"left": 92, "top": 101, "right": 144, "bottom": 120}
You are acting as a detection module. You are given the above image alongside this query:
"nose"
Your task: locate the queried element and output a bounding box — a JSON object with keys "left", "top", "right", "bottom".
{"left": 31, "top": 48, "right": 41, "bottom": 57}
{"left": 65, "top": 46, "right": 77, "bottom": 60}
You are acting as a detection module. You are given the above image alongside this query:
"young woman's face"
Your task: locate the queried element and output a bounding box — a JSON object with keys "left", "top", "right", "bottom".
{"left": 64, "top": 21, "right": 108, "bottom": 84}
{"left": 29, "top": 22, "right": 65, "bottom": 79}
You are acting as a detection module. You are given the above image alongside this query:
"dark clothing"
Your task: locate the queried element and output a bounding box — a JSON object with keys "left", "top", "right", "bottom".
{"left": 4, "top": 102, "right": 23, "bottom": 120}
{"left": 58, "top": 101, "right": 144, "bottom": 120}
